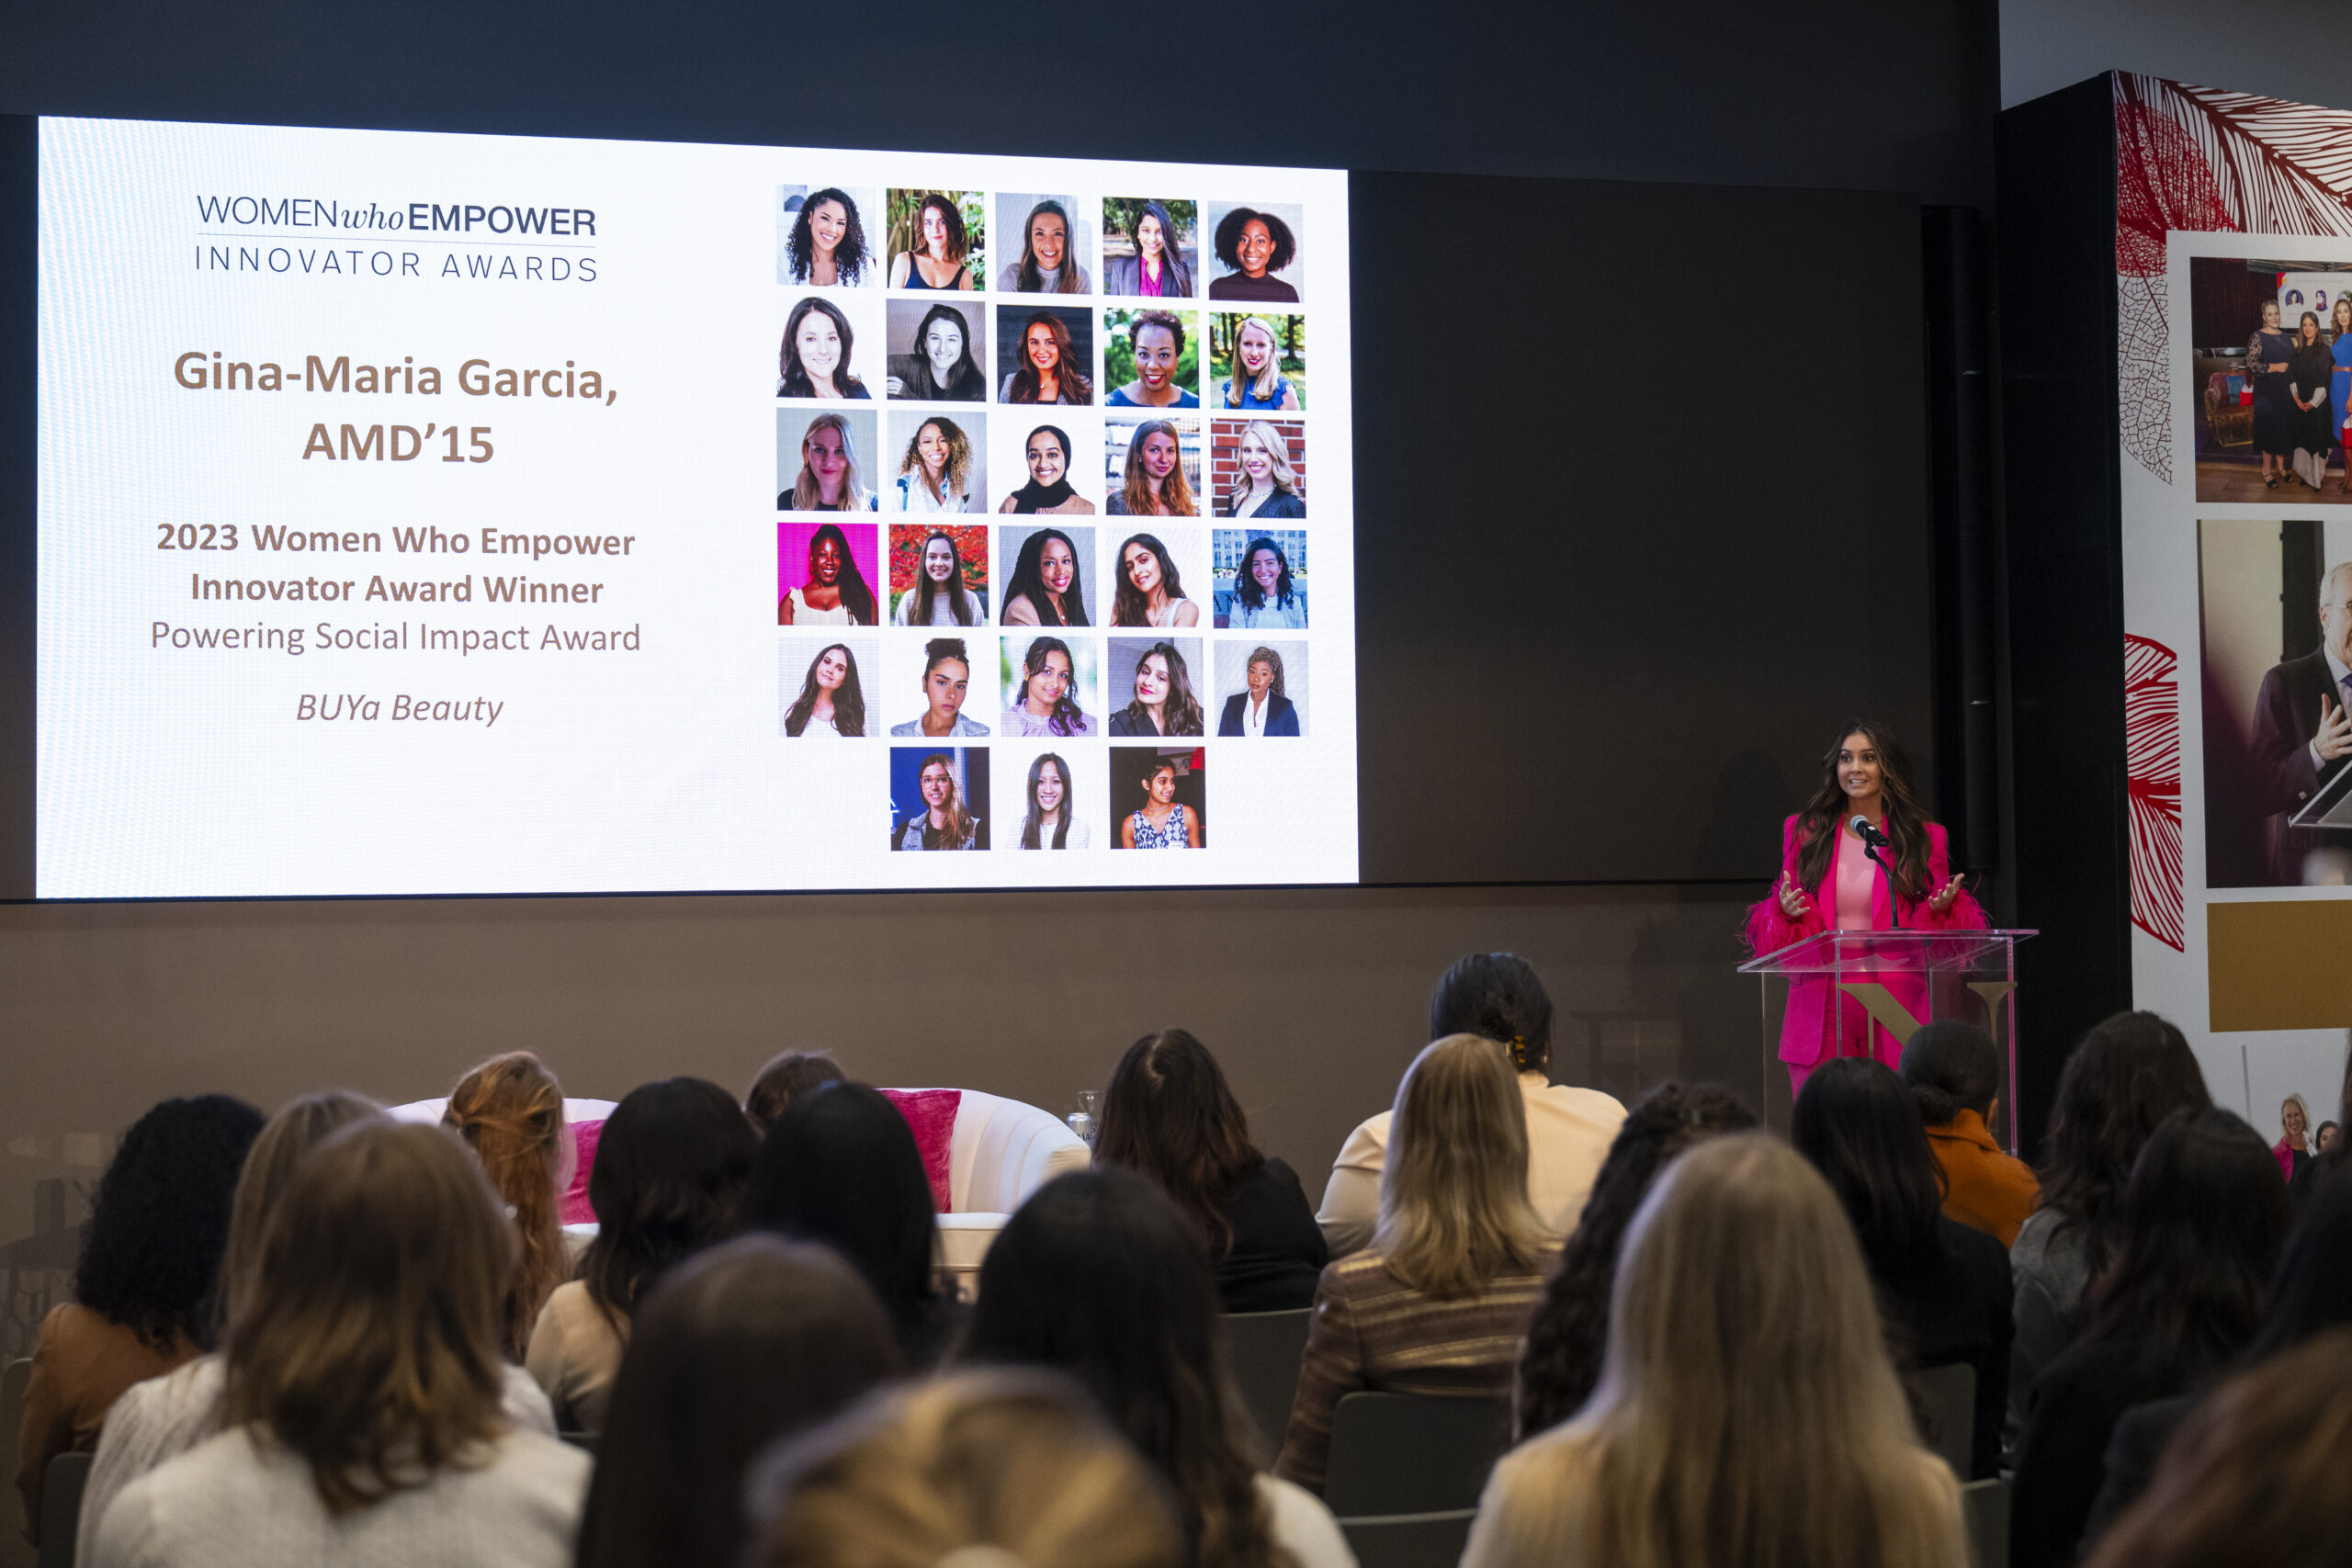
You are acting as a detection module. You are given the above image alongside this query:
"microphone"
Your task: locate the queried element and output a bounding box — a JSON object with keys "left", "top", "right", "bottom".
{"left": 1849, "top": 815, "right": 1891, "bottom": 849}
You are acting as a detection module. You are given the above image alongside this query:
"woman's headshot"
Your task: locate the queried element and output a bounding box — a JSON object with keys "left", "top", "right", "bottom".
{"left": 778, "top": 411, "right": 877, "bottom": 512}
{"left": 1216, "top": 314, "right": 1302, "bottom": 409}
{"left": 1216, "top": 644, "right": 1301, "bottom": 736}
{"left": 782, "top": 641, "right": 867, "bottom": 738}
{"left": 892, "top": 417, "right": 976, "bottom": 513}
{"left": 889, "top": 637, "right": 989, "bottom": 739}
{"left": 1105, "top": 310, "right": 1200, "bottom": 408}
{"left": 777, "top": 521, "right": 878, "bottom": 626}
{"left": 1016, "top": 752, "right": 1091, "bottom": 849}
{"left": 1001, "top": 525, "right": 1091, "bottom": 626}
{"left": 1116, "top": 753, "right": 1203, "bottom": 850}
{"left": 893, "top": 750, "right": 983, "bottom": 851}
{"left": 998, "top": 197, "right": 1092, "bottom": 294}
{"left": 785, "top": 187, "right": 871, "bottom": 288}
{"left": 777, "top": 297, "right": 871, "bottom": 400}
{"left": 1103, "top": 199, "right": 1195, "bottom": 299}
{"left": 999, "top": 424, "right": 1096, "bottom": 514}
{"left": 890, "top": 527, "right": 987, "bottom": 626}
{"left": 1206, "top": 205, "right": 1301, "bottom": 302}
{"left": 1112, "top": 532, "right": 1200, "bottom": 627}
{"left": 888, "top": 191, "right": 978, "bottom": 291}
{"left": 1001, "top": 635, "right": 1093, "bottom": 738}
{"left": 1107, "top": 419, "right": 1199, "bottom": 517}
{"left": 887, "top": 302, "right": 989, "bottom": 401}
{"left": 1109, "top": 640, "right": 1205, "bottom": 737}
{"left": 1219, "top": 421, "right": 1305, "bottom": 518}
{"left": 1227, "top": 536, "right": 1305, "bottom": 629}
{"left": 999, "top": 310, "right": 1094, "bottom": 405}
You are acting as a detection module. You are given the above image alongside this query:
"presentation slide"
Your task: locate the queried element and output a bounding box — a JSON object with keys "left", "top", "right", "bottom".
{"left": 33, "top": 118, "right": 1355, "bottom": 897}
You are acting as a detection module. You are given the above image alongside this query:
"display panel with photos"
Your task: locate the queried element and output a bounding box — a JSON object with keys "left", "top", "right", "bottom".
{"left": 32, "top": 117, "right": 1355, "bottom": 896}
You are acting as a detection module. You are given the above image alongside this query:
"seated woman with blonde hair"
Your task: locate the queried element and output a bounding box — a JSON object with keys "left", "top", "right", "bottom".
{"left": 442, "top": 1052, "right": 571, "bottom": 1359}
{"left": 1461, "top": 1135, "right": 1964, "bottom": 1568}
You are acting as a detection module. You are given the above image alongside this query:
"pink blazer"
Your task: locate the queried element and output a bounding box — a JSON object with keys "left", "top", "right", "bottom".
{"left": 1742, "top": 815, "right": 1989, "bottom": 1067}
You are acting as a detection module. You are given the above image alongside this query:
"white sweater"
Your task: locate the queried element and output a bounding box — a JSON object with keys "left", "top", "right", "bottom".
{"left": 87, "top": 1423, "right": 587, "bottom": 1568}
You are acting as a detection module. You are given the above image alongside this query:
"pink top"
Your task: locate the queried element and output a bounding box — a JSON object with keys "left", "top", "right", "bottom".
{"left": 1834, "top": 826, "right": 1878, "bottom": 929}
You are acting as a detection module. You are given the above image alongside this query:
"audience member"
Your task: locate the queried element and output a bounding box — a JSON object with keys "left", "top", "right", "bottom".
{"left": 1511, "top": 1081, "right": 1755, "bottom": 1441}
{"left": 1317, "top": 953, "right": 1625, "bottom": 1255}
{"left": 2008, "top": 1108, "right": 2287, "bottom": 1568}
{"left": 1462, "top": 1135, "right": 1965, "bottom": 1568}
{"left": 87, "top": 1122, "right": 590, "bottom": 1568}
{"left": 1792, "top": 1058, "right": 2013, "bottom": 1479}
{"left": 1898, "top": 1020, "right": 2040, "bottom": 1245}
{"left": 961, "top": 1169, "right": 1352, "bottom": 1568}
{"left": 1277, "top": 1034, "right": 1554, "bottom": 1495}
{"left": 744, "top": 1051, "right": 848, "bottom": 1134}
{"left": 527, "top": 1077, "right": 756, "bottom": 1433}
{"left": 2007, "top": 1010, "right": 2210, "bottom": 1455}
{"left": 744, "top": 1369, "right": 1182, "bottom": 1568}
{"left": 16, "top": 1094, "right": 264, "bottom": 1546}
{"left": 2081, "top": 1328, "right": 2352, "bottom": 1568}
{"left": 2275, "top": 1092, "right": 2315, "bottom": 1190}
{"left": 443, "top": 1052, "right": 572, "bottom": 1359}
{"left": 73, "top": 1093, "right": 421, "bottom": 1561}
{"left": 1092, "top": 1030, "right": 1328, "bottom": 1312}
{"left": 574, "top": 1236, "right": 901, "bottom": 1568}
{"left": 744, "top": 1083, "right": 951, "bottom": 1365}
{"left": 2080, "top": 1163, "right": 2352, "bottom": 1544}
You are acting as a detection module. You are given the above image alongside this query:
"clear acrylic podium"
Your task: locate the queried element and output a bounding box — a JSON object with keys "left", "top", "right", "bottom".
{"left": 1738, "top": 930, "right": 2036, "bottom": 1150}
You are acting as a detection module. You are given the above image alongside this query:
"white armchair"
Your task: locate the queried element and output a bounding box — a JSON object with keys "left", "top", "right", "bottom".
{"left": 925, "top": 1088, "right": 1091, "bottom": 1292}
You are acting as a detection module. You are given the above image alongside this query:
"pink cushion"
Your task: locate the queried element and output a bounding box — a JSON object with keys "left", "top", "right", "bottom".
{"left": 879, "top": 1089, "right": 961, "bottom": 1213}
{"left": 560, "top": 1119, "right": 605, "bottom": 1226}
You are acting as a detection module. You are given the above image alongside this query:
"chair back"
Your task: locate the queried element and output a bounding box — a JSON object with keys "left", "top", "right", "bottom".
{"left": 1914, "top": 1361, "right": 1975, "bottom": 1478}
{"left": 1962, "top": 1476, "right": 2008, "bottom": 1568}
{"left": 1323, "top": 1392, "right": 1510, "bottom": 1518}
{"left": 0, "top": 1359, "right": 29, "bottom": 1568}
{"left": 1338, "top": 1509, "right": 1477, "bottom": 1568}
{"left": 36, "top": 1452, "right": 91, "bottom": 1568}
{"left": 1223, "top": 1308, "right": 1313, "bottom": 1454}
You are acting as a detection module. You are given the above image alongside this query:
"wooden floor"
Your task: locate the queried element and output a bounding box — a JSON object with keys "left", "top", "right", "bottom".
{"left": 2198, "top": 459, "right": 2352, "bottom": 505}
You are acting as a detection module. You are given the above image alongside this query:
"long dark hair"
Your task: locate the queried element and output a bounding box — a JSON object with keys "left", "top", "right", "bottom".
{"left": 1022, "top": 753, "right": 1073, "bottom": 850}
{"left": 1118, "top": 642, "right": 1204, "bottom": 737}
{"left": 574, "top": 1236, "right": 900, "bottom": 1568}
{"left": 1791, "top": 1058, "right": 1949, "bottom": 1281}
{"left": 1013, "top": 199, "right": 1085, "bottom": 294}
{"left": 744, "top": 1083, "right": 944, "bottom": 1364}
{"left": 2080, "top": 1108, "right": 2289, "bottom": 1388}
{"left": 1008, "top": 311, "right": 1093, "bottom": 403}
{"left": 908, "top": 530, "right": 978, "bottom": 626}
{"left": 1234, "top": 539, "right": 1295, "bottom": 611}
{"left": 578, "top": 1077, "right": 758, "bottom": 1333}
{"left": 959, "top": 1170, "right": 1295, "bottom": 1568}
{"left": 1513, "top": 1081, "right": 1756, "bottom": 1438}
{"left": 2241, "top": 1171, "right": 2352, "bottom": 1365}
{"left": 1126, "top": 201, "right": 1192, "bottom": 294}
{"left": 1006, "top": 526, "right": 1090, "bottom": 625}
{"left": 1430, "top": 951, "right": 1554, "bottom": 1076}
{"left": 910, "top": 192, "right": 967, "bottom": 263}
{"left": 904, "top": 305, "right": 986, "bottom": 400}
{"left": 1898, "top": 1020, "right": 2001, "bottom": 1126}
{"left": 806, "top": 522, "right": 877, "bottom": 626}
{"left": 786, "top": 187, "right": 869, "bottom": 285}
{"left": 778, "top": 297, "right": 867, "bottom": 399}
{"left": 76, "top": 1094, "right": 265, "bottom": 1352}
{"left": 1113, "top": 534, "right": 1187, "bottom": 626}
{"left": 1093, "top": 1031, "right": 1265, "bottom": 1257}
{"left": 2039, "top": 1010, "right": 2212, "bottom": 1271}
{"left": 1017, "top": 635, "right": 1088, "bottom": 736}
{"left": 1792, "top": 719, "right": 1931, "bottom": 897}
{"left": 784, "top": 642, "right": 866, "bottom": 737}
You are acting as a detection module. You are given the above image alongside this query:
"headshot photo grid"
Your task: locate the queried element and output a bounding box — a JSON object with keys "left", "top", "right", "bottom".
{"left": 775, "top": 181, "right": 1320, "bottom": 860}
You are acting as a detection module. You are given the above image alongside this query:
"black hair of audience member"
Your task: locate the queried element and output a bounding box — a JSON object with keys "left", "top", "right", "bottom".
{"left": 2037, "top": 1010, "right": 2212, "bottom": 1271}
{"left": 1428, "top": 951, "right": 1554, "bottom": 1076}
{"left": 744, "top": 1082, "right": 946, "bottom": 1363}
{"left": 2323, "top": 1034, "right": 2352, "bottom": 1179}
{"left": 1512, "top": 1080, "right": 1756, "bottom": 1440}
{"left": 1792, "top": 1058, "right": 1948, "bottom": 1279}
{"left": 574, "top": 1235, "right": 902, "bottom": 1568}
{"left": 579, "top": 1077, "right": 759, "bottom": 1332}
{"left": 1898, "top": 1020, "right": 2001, "bottom": 1125}
{"left": 745, "top": 1050, "right": 849, "bottom": 1134}
{"left": 76, "top": 1094, "right": 266, "bottom": 1352}
{"left": 959, "top": 1169, "right": 1287, "bottom": 1568}
{"left": 1093, "top": 1030, "right": 1265, "bottom": 1257}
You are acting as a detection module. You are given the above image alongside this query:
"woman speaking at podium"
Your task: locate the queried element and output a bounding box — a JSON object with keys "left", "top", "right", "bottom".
{"left": 1744, "top": 721, "right": 1986, "bottom": 1094}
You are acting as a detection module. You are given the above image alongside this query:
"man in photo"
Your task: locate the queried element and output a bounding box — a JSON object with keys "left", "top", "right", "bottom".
{"left": 1216, "top": 646, "right": 1300, "bottom": 737}
{"left": 2251, "top": 559, "right": 2352, "bottom": 882}
{"left": 890, "top": 637, "right": 989, "bottom": 738}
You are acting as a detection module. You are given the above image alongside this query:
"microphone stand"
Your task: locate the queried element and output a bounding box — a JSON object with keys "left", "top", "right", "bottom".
{"left": 1864, "top": 841, "right": 1904, "bottom": 930}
